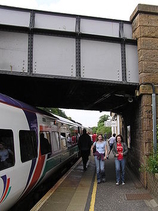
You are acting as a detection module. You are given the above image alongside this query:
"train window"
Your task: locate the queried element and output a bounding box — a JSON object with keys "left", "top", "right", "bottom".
{"left": 40, "top": 132, "right": 51, "bottom": 155}
{"left": 19, "top": 130, "right": 37, "bottom": 163}
{"left": 0, "top": 129, "right": 15, "bottom": 171}
{"left": 52, "top": 132, "right": 60, "bottom": 152}
{"left": 60, "top": 135, "right": 67, "bottom": 150}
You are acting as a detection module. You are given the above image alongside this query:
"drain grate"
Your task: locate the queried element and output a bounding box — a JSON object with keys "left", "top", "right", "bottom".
{"left": 126, "top": 193, "right": 153, "bottom": 200}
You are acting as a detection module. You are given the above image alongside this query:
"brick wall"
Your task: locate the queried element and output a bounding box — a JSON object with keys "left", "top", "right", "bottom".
{"left": 130, "top": 4, "right": 158, "bottom": 196}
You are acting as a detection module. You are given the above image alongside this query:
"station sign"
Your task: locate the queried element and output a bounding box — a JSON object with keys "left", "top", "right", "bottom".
{"left": 104, "top": 121, "right": 117, "bottom": 127}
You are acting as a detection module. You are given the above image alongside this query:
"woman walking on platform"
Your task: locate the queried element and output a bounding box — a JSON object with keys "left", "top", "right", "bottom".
{"left": 112, "top": 134, "right": 128, "bottom": 185}
{"left": 91, "top": 134, "right": 108, "bottom": 184}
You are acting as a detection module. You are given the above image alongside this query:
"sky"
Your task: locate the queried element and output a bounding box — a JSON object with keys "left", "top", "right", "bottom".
{"left": 0, "top": 0, "right": 158, "bottom": 127}
{"left": 0, "top": 0, "right": 158, "bottom": 20}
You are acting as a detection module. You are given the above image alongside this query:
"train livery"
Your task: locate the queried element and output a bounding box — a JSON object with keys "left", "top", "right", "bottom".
{"left": 0, "top": 93, "right": 81, "bottom": 211}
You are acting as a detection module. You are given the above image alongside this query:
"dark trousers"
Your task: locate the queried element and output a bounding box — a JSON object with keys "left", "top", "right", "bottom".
{"left": 81, "top": 150, "right": 90, "bottom": 170}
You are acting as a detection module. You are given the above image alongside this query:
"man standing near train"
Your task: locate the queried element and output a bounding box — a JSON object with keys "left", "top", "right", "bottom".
{"left": 78, "top": 128, "right": 92, "bottom": 171}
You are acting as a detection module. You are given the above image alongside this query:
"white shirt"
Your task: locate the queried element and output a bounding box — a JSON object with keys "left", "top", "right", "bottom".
{"left": 95, "top": 141, "right": 106, "bottom": 154}
{"left": 109, "top": 136, "right": 116, "bottom": 144}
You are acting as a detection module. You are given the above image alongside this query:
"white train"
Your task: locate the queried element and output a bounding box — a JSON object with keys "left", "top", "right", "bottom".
{"left": 0, "top": 93, "right": 81, "bottom": 211}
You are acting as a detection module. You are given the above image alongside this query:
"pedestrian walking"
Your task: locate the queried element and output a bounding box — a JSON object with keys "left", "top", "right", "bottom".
{"left": 112, "top": 134, "right": 128, "bottom": 185}
{"left": 92, "top": 133, "right": 97, "bottom": 143}
{"left": 104, "top": 133, "right": 109, "bottom": 159}
{"left": 91, "top": 134, "right": 108, "bottom": 184}
{"left": 108, "top": 133, "right": 116, "bottom": 155}
{"left": 78, "top": 128, "right": 92, "bottom": 171}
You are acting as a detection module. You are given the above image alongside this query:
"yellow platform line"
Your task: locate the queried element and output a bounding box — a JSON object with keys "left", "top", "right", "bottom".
{"left": 89, "top": 174, "right": 97, "bottom": 211}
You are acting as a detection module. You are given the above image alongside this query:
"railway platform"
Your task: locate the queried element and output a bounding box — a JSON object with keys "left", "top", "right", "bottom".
{"left": 31, "top": 154, "right": 158, "bottom": 211}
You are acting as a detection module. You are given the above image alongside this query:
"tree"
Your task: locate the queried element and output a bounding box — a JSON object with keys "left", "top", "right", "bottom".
{"left": 96, "top": 114, "right": 111, "bottom": 138}
{"left": 92, "top": 127, "right": 97, "bottom": 134}
{"left": 38, "top": 107, "right": 68, "bottom": 118}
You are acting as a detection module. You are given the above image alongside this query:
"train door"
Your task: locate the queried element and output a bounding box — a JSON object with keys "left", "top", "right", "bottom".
{"left": 51, "top": 131, "right": 60, "bottom": 152}
{"left": 50, "top": 131, "right": 61, "bottom": 165}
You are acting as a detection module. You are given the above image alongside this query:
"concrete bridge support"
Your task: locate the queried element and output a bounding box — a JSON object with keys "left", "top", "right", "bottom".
{"left": 128, "top": 4, "right": 158, "bottom": 196}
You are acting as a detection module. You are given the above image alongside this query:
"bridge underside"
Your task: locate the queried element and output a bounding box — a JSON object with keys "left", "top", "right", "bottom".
{"left": 0, "top": 74, "right": 137, "bottom": 114}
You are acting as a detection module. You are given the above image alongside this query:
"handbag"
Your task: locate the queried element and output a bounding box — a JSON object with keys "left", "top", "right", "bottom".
{"left": 93, "top": 144, "right": 96, "bottom": 153}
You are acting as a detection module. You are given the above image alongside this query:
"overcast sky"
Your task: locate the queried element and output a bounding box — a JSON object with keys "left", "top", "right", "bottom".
{"left": 0, "top": 0, "right": 158, "bottom": 20}
{"left": 0, "top": 0, "right": 158, "bottom": 127}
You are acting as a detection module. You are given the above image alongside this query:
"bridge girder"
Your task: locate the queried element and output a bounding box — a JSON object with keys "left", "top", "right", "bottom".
{"left": 0, "top": 5, "right": 139, "bottom": 114}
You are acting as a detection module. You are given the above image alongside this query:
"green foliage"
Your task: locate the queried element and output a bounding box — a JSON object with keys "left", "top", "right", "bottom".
{"left": 96, "top": 114, "right": 111, "bottom": 137}
{"left": 92, "top": 127, "right": 97, "bottom": 134}
{"left": 38, "top": 107, "right": 67, "bottom": 118}
{"left": 140, "top": 153, "right": 158, "bottom": 174}
{"left": 147, "top": 154, "right": 158, "bottom": 173}
{"left": 140, "top": 126, "right": 158, "bottom": 174}
{"left": 97, "top": 121, "right": 105, "bottom": 134}
{"left": 97, "top": 114, "right": 109, "bottom": 125}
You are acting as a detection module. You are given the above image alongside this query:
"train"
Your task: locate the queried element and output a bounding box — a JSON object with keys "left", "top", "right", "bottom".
{"left": 0, "top": 93, "right": 82, "bottom": 211}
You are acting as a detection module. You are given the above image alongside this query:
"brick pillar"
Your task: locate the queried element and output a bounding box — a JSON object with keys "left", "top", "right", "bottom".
{"left": 130, "top": 4, "right": 158, "bottom": 189}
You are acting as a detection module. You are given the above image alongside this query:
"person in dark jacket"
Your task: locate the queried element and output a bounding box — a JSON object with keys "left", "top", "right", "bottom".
{"left": 78, "top": 128, "right": 92, "bottom": 171}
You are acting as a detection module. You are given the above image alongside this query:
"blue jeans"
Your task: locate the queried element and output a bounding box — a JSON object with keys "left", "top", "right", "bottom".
{"left": 115, "top": 158, "right": 126, "bottom": 183}
{"left": 94, "top": 156, "right": 105, "bottom": 182}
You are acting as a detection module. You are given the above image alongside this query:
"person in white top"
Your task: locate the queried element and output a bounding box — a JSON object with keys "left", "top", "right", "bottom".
{"left": 91, "top": 134, "right": 108, "bottom": 184}
{"left": 108, "top": 133, "right": 116, "bottom": 155}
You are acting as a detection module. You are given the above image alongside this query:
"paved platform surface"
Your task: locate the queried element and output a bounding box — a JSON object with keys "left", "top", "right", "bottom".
{"left": 92, "top": 153, "right": 158, "bottom": 211}
{"left": 31, "top": 158, "right": 95, "bottom": 211}
{"left": 31, "top": 154, "right": 158, "bottom": 211}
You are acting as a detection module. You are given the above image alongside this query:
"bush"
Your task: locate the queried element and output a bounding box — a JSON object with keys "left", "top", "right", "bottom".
{"left": 140, "top": 125, "right": 158, "bottom": 174}
{"left": 146, "top": 154, "right": 158, "bottom": 173}
{"left": 140, "top": 153, "right": 158, "bottom": 174}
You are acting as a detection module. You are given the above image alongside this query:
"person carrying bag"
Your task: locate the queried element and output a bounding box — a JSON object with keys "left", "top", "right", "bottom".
{"left": 91, "top": 134, "right": 108, "bottom": 184}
